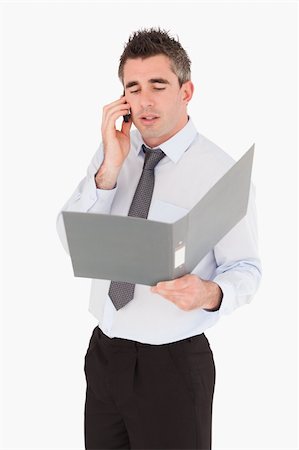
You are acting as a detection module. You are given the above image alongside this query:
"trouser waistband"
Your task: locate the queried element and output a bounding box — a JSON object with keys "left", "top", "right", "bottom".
{"left": 96, "top": 325, "right": 207, "bottom": 349}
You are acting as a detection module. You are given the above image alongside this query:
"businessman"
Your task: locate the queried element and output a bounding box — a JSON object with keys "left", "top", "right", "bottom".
{"left": 56, "top": 27, "right": 261, "bottom": 450}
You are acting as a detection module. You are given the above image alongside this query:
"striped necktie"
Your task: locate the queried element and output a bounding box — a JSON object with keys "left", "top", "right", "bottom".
{"left": 108, "top": 144, "right": 166, "bottom": 310}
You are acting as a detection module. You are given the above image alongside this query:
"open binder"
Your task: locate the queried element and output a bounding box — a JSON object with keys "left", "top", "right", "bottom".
{"left": 62, "top": 144, "right": 254, "bottom": 286}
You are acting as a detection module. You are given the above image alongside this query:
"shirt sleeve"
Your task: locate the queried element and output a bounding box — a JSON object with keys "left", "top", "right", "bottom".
{"left": 210, "top": 182, "right": 262, "bottom": 316}
{"left": 56, "top": 143, "right": 118, "bottom": 255}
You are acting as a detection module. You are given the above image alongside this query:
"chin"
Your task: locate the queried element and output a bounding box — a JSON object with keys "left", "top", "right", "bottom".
{"left": 141, "top": 125, "right": 164, "bottom": 137}
{"left": 135, "top": 126, "right": 157, "bottom": 138}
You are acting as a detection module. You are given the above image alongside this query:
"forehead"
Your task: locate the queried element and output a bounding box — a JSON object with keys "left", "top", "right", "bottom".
{"left": 123, "top": 54, "right": 176, "bottom": 82}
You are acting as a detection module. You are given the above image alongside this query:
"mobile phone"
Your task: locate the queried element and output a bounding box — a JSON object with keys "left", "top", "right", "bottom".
{"left": 122, "top": 90, "right": 131, "bottom": 122}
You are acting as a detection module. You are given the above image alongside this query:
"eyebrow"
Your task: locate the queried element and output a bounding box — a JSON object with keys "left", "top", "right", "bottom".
{"left": 125, "top": 78, "right": 170, "bottom": 89}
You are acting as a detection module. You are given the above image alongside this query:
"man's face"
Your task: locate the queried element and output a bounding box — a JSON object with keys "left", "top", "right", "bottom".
{"left": 123, "top": 54, "right": 194, "bottom": 147}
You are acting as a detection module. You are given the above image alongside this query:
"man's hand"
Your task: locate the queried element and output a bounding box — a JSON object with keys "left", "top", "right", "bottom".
{"left": 95, "top": 95, "right": 132, "bottom": 189}
{"left": 151, "top": 274, "right": 223, "bottom": 311}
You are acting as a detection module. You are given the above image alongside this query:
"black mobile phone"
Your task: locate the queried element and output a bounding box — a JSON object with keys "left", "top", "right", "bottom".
{"left": 122, "top": 90, "right": 131, "bottom": 122}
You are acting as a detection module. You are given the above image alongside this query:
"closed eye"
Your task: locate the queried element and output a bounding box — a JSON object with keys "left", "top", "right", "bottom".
{"left": 130, "top": 88, "right": 166, "bottom": 94}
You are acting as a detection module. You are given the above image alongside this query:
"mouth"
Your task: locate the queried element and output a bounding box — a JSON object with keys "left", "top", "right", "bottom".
{"left": 139, "top": 115, "right": 159, "bottom": 125}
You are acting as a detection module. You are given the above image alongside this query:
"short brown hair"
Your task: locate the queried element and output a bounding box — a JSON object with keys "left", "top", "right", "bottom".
{"left": 118, "top": 27, "right": 191, "bottom": 87}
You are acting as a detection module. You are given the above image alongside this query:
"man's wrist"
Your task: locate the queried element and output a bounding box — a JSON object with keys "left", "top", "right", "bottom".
{"left": 202, "top": 281, "right": 223, "bottom": 311}
{"left": 95, "top": 176, "right": 116, "bottom": 190}
{"left": 95, "top": 164, "right": 119, "bottom": 190}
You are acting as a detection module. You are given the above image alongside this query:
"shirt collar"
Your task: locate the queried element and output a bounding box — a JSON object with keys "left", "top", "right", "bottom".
{"left": 134, "top": 115, "right": 198, "bottom": 163}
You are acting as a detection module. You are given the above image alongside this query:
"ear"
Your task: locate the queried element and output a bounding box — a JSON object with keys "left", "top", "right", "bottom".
{"left": 181, "top": 80, "right": 194, "bottom": 104}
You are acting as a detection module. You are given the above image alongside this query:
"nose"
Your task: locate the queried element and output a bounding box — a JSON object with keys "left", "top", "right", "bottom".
{"left": 139, "top": 91, "right": 154, "bottom": 110}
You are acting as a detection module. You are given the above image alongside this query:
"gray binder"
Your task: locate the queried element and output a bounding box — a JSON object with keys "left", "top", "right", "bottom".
{"left": 62, "top": 144, "right": 254, "bottom": 286}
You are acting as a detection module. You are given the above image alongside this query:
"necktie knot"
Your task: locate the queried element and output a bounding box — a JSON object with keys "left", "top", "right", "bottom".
{"left": 142, "top": 144, "right": 165, "bottom": 170}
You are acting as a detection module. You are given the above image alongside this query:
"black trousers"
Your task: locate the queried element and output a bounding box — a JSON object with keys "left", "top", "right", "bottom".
{"left": 84, "top": 326, "right": 216, "bottom": 450}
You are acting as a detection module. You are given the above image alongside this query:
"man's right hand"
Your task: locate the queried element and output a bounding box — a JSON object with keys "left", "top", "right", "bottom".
{"left": 95, "top": 95, "right": 132, "bottom": 190}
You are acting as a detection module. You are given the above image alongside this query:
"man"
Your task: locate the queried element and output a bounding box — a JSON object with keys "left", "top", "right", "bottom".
{"left": 56, "top": 28, "right": 261, "bottom": 450}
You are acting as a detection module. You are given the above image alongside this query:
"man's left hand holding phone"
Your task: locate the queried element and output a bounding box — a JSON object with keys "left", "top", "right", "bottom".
{"left": 94, "top": 90, "right": 132, "bottom": 190}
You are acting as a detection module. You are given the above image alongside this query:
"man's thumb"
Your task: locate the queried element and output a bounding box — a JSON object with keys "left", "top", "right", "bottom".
{"left": 121, "top": 116, "right": 132, "bottom": 137}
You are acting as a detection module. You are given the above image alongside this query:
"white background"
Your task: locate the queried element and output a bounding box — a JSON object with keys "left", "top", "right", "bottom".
{"left": 1, "top": 1, "right": 298, "bottom": 449}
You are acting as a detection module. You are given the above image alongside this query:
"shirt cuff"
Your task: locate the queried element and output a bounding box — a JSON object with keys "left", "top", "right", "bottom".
{"left": 88, "top": 184, "right": 118, "bottom": 213}
{"left": 65, "top": 176, "right": 118, "bottom": 214}
{"left": 211, "top": 277, "right": 236, "bottom": 316}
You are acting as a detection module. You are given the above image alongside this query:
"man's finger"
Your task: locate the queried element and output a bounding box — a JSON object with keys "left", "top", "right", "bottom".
{"left": 155, "top": 277, "right": 190, "bottom": 291}
{"left": 121, "top": 114, "right": 132, "bottom": 137}
{"left": 153, "top": 288, "right": 183, "bottom": 297}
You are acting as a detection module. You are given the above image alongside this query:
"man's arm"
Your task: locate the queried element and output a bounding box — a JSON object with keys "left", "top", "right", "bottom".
{"left": 55, "top": 143, "right": 119, "bottom": 255}
{"left": 56, "top": 94, "right": 133, "bottom": 255}
{"left": 210, "top": 183, "right": 262, "bottom": 315}
{"left": 151, "top": 183, "right": 262, "bottom": 313}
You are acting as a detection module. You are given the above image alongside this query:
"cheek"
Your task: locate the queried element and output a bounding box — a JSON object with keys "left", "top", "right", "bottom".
{"left": 164, "top": 100, "right": 182, "bottom": 121}
{"left": 165, "top": 94, "right": 181, "bottom": 112}
{"left": 126, "top": 98, "right": 138, "bottom": 113}
{"left": 129, "top": 103, "right": 137, "bottom": 115}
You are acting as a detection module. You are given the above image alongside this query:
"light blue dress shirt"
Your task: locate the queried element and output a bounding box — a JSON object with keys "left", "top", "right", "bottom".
{"left": 56, "top": 116, "right": 262, "bottom": 344}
